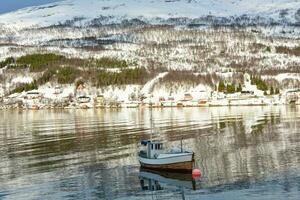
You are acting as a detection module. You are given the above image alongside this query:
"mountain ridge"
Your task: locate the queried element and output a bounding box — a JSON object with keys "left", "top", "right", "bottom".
{"left": 0, "top": 0, "right": 299, "bottom": 29}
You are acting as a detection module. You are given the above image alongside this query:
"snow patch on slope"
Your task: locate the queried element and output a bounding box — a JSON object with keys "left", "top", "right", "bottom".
{"left": 11, "top": 76, "right": 33, "bottom": 84}
{"left": 263, "top": 73, "right": 300, "bottom": 82}
{"left": 141, "top": 72, "right": 168, "bottom": 96}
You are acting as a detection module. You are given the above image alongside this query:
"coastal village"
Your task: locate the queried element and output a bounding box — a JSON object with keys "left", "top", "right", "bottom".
{"left": 0, "top": 73, "right": 299, "bottom": 110}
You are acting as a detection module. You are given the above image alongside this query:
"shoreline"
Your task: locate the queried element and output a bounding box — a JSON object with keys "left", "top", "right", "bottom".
{"left": 0, "top": 103, "right": 299, "bottom": 111}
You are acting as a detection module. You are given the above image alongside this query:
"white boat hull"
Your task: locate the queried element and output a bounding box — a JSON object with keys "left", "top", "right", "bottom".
{"left": 139, "top": 152, "right": 194, "bottom": 172}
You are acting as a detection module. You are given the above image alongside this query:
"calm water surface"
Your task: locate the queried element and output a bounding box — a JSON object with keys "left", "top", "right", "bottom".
{"left": 0, "top": 106, "right": 299, "bottom": 200}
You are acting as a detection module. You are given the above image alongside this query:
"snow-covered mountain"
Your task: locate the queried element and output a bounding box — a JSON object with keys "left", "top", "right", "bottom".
{"left": 1, "top": 0, "right": 300, "bottom": 98}
{"left": 0, "top": 0, "right": 299, "bottom": 29}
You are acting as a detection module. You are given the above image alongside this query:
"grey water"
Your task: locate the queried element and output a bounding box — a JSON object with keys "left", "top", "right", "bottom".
{"left": 0, "top": 106, "right": 299, "bottom": 200}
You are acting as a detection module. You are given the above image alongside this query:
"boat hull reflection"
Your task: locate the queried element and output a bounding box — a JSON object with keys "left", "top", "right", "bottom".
{"left": 139, "top": 168, "right": 196, "bottom": 191}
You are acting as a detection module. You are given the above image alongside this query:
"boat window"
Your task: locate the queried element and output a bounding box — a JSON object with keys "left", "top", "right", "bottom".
{"left": 151, "top": 144, "right": 153, "bottom": 149}
{"left": 154, "top": 144, "right": 162, "bottom": 150}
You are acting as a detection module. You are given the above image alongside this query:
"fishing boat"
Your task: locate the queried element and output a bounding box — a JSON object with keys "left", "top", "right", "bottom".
{"left": 138, "top": 98, "right": 195, "bottom": 173}
{"left": 138, "top": 140, "right": 194, "bottom": 173}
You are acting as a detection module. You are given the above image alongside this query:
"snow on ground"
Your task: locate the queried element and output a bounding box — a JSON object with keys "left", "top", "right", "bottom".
{"left": 0, "top": 86, "right": 3, "bottom": 97}
{"left": 0, "top": 47, "right": 14, "bottom": 61}
{"left": 262, "top": 73, "right": 300, "bottom": 82}
{"left": 153, "top": 83, "right": 212, "bottom": 101}
{"left": 101, "top": 85, "right": 141, "bottom": 102}
{"left": 0, "top": 66, "right": 7, "bottom": 75}
{"left": 11, "top": 76, "right": 33, "bottom": 84}
{"left": 141, "top": 72, "right": 168, "bottom": 96}
{"left": 0, "top": 0, "right": 299, "bottom": 29}
{"left": 38, "top": 84, "right": 75, "bottom": 99}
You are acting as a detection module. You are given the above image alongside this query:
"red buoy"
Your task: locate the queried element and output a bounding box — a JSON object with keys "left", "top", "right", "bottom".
{"left": 192, "top": 169, "right": 202, "bottom": 178}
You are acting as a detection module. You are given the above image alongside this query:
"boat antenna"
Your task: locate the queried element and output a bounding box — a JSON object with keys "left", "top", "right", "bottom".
{"left": 150, "top": 94, "right": 153, "bottom": 140}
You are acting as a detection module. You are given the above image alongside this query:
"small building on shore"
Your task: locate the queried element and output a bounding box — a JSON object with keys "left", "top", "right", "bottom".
{"left": 25, "top": 90, "right": 43, "bottom": 100}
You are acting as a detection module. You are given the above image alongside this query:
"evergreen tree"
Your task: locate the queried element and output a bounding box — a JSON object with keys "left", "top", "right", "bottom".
{"left": 218, "top": 81, "right": 226, "bottom": 92}
{"left": 237, "top": 83, "right": 242, "bottom": 92}
{"left": 251, "top": 75, "right": 268, "bottom": 91}
{"left": 226, "top": 84, "right": 236, "bottom": 93}
{"left": 270, "top": 86, "right": 274, "bottom": 95}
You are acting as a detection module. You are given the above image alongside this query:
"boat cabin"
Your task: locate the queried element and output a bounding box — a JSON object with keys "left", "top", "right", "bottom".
{"left": 140, "top": 140, "right": 164, "bottom": 159}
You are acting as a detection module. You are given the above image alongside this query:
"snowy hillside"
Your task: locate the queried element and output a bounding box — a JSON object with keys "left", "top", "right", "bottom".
{"left": 0, "top": 0, "right": 299, "bottom": 29}
{"left": 0, "top": 0, "right": 300, "bottom": 100}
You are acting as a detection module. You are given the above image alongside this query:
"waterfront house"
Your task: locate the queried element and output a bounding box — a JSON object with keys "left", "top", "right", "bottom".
{"left": 160, "top": 96, "right": 175, "bottom": 107}
{"left": 22, "top": 90, "right": 43, "bottom": 110}
{"left": 122, "top": 100, "right": 140, "bottom": 108}
{"left": 54, "top": 86, "right": 62, "bottom": 95}
{"left": 77, "top": 96, "right": 91, "bottom": 103}
{"left": 183, "top": 93, "right": 193, "bottom": 101}
{"left": 77, "top": 95, "right": 93, "bottom": 109}
{"left": 94, "top": 94, "right": 105, "bottom": 108}
{"left": 25, "top": 90, "right": 42, "bottom": 100}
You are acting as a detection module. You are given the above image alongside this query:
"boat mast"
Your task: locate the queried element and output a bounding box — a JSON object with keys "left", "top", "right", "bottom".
{"left": 181, "top": 137, "right": 183, "bottom": 153}
{"left": 150, "top": 94, "right": 153, "bottom": 139}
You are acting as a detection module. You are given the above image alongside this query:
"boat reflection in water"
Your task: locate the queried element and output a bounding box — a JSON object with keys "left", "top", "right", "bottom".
{"left": 139, "top": 168, "right": 196, "bottom": 199}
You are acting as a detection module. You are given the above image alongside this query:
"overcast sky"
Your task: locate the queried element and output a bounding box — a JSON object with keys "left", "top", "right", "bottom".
{"left": 0, "top": 0, "right": 62, "bottom": 14}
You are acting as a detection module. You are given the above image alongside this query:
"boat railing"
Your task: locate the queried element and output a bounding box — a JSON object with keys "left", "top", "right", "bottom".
{"left": 166, "top": 147, "right": 193, "bottom": 154}
{"left": 139, "top": 150, "right": 147, "bottom": 158}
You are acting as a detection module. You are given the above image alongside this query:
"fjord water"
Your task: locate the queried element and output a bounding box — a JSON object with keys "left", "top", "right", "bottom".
{"left": 0, "top": 106, "right": 299, "bottom": 200}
